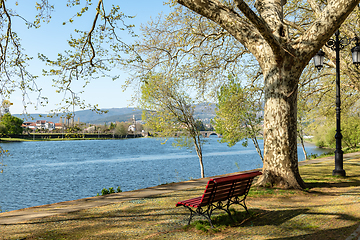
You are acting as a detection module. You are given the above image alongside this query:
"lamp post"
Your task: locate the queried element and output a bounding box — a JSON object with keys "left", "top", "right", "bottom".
{"left": 313, "top": 30, "right": 360, "bottom": 176}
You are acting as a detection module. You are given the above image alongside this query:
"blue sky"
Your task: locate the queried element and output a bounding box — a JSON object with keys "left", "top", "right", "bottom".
{"left": 9, "top": 1, "right": 171, "bottom": 114}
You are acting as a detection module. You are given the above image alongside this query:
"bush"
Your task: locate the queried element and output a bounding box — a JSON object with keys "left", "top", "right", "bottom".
{"left": 313, "top": 123, "right": 335, "bottom": 148}
{"left": 101, "top": 188, "right": 110, "bottom": 195}
{"left": 341, "top": 116, "right": 360, "bottom": 149}
{"left": 313, "top": 116, "right": 360, "bottom": 149}
{"left": 98, "top": 186, "right": 122, "bottom": 196}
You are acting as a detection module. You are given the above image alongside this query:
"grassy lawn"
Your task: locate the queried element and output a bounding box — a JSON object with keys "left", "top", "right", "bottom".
{"left": 1, "top": 157, "right": 360, "bottom": 239}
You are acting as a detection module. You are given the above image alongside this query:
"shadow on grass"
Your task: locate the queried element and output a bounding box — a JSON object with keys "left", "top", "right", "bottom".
{"left": 271, "top": 224, "right": 359, "bottom": 240}
{"left": 305, "top": 178, "right": 360, "bottom": 190}
{"left": 189, "top": 208, "right": 360, "bottom": 239}
{"left": 15, "top": 207, "right": 187, "bottom": 226}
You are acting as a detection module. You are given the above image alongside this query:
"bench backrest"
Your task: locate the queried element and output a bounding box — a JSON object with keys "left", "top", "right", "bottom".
{"left": 199, "top": 171, "right": 262, "bottom": 206}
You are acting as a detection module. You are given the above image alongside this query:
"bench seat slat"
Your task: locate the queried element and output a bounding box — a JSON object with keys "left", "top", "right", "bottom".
{"left": 201, "top": 181, "right": 253, "bottom": 203}
{"left": 202, "top": 181, "right": 250, "bottom": 195}
{"left": 176, "top": 196, "right": 202, "bottom": 208}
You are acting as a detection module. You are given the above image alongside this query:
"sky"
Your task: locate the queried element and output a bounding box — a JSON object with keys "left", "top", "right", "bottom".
{"left": 8, "top": 1, "right": 172, "bottom": 114}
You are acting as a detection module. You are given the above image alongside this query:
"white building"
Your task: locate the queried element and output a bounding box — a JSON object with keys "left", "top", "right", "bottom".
{"left": 128, "top": 124, "right": 136, "bottom": 132}
{"left": 36, "top": 120, "right": 55, "bottom": 130}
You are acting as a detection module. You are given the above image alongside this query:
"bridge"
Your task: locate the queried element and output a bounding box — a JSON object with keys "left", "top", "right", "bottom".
{"left": 200, "top": 131, "right": 221, "bottom": 138}
{"left": 146, "top": 131, "right": 221, "bottom": 138}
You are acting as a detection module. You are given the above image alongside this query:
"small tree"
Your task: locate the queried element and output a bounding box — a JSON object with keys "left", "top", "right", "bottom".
{"left": 195, "top": 120, "right": 206, "bottom": 131}
{"left": 214, "top": 78, "right": 264, "bottom": 162}
{"left": 0, "top": 113, "right": 23, "bottom": 137}
{"left": 109, "top": 122, "right": 116, "bottom": 130}
{"left": 141, "top": 74, "right": 206, "bottom": 178}
{"left": 114, "top": 122, "right": 128, "bottom": 137}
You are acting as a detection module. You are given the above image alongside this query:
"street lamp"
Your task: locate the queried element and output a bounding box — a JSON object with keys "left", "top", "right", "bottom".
{"left": 313, "top": 30, "right": 360, "bottom": 177}
{"left": 313, "top": 49, "right": 325, "bottom": 71}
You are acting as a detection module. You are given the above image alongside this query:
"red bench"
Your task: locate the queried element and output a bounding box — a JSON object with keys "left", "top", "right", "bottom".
{"left": 176, "top": 170, "right": 262, "bottom": 228}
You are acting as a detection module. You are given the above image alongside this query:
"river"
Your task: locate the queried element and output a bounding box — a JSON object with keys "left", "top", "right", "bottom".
{"left": 0, "top": 137, "right": 329, "bottom": 212}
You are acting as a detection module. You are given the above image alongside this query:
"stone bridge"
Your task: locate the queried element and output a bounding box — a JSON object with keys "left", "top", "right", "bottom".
{"left": 149, "top": 131, "right": 221, "bottom": 138}
{"left": 200, "top": 131, "right": 221, "bottom": 138}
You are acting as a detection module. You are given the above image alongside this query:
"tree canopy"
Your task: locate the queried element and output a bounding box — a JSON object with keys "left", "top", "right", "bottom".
{"left": 0, "top": 113, "right": 23, "bottom": 136}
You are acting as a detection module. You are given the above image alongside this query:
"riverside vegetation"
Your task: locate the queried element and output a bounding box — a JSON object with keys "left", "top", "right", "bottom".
{"left": 97, "top": 186, "right": 123, "bottom": 196}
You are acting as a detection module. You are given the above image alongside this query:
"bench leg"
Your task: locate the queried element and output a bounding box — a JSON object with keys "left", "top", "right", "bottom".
{"left": 209, "top": 197, "right": 250, "bottom": 224}
{"left": 233, "top": 196, "right": 249, "bottom": 214}
{"left": 224, "top": 196, "right": 249, "bottom": 221}
{"left": 183, "top": 206, "right": 215, "bottom": 228}
{"left": 187, "top": 207, "right": 194, "bottom": 225}
{"left": 213, "top": 201, "right": 237, "bottom": 222}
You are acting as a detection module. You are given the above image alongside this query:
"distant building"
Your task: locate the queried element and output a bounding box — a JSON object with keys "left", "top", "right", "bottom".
{"left": 84, "top": 126, "right": 96, "bottom": 132}
{"left": 55, "top": 123, "right": 64, "bottom": 130}
{"left": 22, "top": 120, "right": 56, "bottom": 131}
{"left": 22, "top": 122, "right": 37, "bottom": 130}
{"left": 128, "top": 124, "right": 136, "bottom": 132}
{"left": 36, "top": 120, "right": 55, "bottom": 130}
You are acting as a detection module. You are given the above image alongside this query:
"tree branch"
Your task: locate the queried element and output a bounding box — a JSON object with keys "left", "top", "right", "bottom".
{"left": 234, "top": 0, "right": 283, "bottom": 58}
{"left": 176, "top": 0, "right": 266, "bottom": 53}
{"left": 295, "top": 0, "right": 360, "bottom": 64}
{"left": 81, "top": 0, "right": 102, "bottom": 66}
{"left": 306, "top": 0, "right": 322, "bottom": 16}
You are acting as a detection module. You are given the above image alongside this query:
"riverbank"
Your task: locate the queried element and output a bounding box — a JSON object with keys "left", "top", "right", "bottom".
{"left": 0, "top": 133, "right": 142, "bottom": 142}
{"left": 1, "top": 152, "right": 360, "bottom": 239}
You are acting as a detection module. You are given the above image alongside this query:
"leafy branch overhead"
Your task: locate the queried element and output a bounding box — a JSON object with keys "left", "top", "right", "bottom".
{"left": 0, "top": 0, "right": 139, "bottom": 114}
{"left": 0, "top": 0, "right": 51, "bottom": 110}
{"left": 39, "top": 0, "right": 139, "bottom": 113}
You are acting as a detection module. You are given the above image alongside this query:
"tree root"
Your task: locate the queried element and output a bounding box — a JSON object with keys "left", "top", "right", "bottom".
{"left": 254, "top": 169, "right": 306, "bottom": 190}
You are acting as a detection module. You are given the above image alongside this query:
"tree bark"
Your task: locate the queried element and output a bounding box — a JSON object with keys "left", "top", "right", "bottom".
{"left": 254, "top": 55, "right": 305, "bottom": 189}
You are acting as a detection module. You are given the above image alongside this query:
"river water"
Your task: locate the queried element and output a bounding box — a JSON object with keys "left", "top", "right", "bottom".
{"left": 0, "top": 137, "right": 329, "bottom": 212}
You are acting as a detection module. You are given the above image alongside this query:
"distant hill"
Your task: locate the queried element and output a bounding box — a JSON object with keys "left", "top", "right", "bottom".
{"left": 13, "top": 104, "right": 217, "bottom": 124}
{"left": 193, "top": 103, "right": 217, "bottom": 121}
{"left": 13, "top": 108, "right": 143, "bottom": 124}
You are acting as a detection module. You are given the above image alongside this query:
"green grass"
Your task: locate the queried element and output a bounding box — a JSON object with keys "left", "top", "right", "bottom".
{"left": 248, "top": 187, "right": 297, "bottom": 197}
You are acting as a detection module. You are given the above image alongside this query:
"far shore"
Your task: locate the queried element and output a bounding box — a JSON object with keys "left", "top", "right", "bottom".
{"left": 0, "top": 133, "right": 142, "bottom": 142}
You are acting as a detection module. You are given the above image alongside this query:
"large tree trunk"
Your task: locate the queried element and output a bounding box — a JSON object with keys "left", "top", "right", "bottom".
{"left": 256, "top": 58, "right": 306, "bottom": 189}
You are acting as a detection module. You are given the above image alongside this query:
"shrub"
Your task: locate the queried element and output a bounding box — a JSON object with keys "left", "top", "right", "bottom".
{"left": 98, "top": 186, "right": 122, "bottom": 196}
{"left": 101, "top": 188, "right": 110, "bottom": 195}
